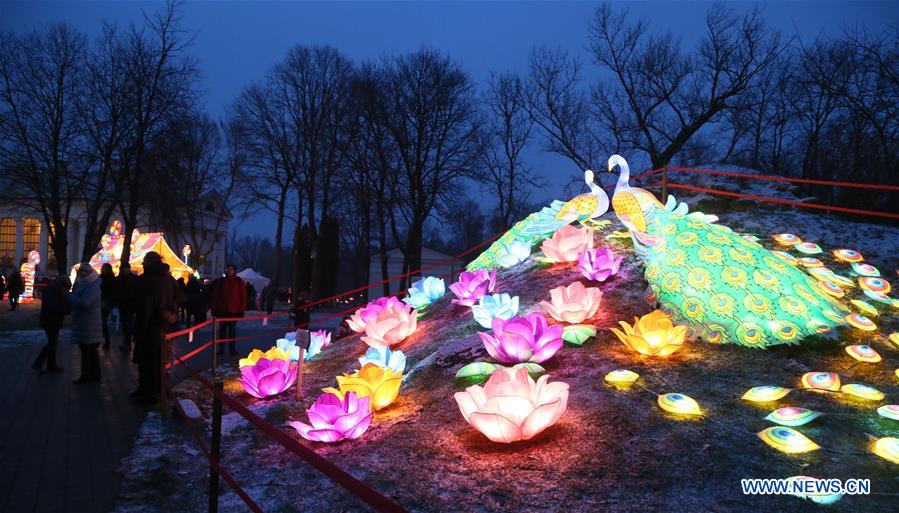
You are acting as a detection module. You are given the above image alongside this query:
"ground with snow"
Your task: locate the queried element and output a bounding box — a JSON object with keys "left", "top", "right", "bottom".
{"left": 113, "top": 195, "right": 899, "bottom": 513}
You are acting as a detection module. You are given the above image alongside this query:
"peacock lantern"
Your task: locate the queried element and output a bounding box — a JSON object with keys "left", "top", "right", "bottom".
{"left": 607, "top": 154, "right": 853, "bottom": 348}
{"left": 467, "top": 170, "right": 611, "bottom": 271}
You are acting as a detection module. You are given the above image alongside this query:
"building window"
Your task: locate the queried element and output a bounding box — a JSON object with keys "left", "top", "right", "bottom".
{"left": 23, "top": 218, "right": 41, "bottom": 258}
{"left": 0, "top": 218, "right": 14, "bottom": 269}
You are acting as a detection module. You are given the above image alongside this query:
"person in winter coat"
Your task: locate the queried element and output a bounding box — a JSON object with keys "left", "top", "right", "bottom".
{"left": 261, "top": 284, "right": 277, "bottom": 315}
{"left": 99, "top": 263, "right": 118, "bottom": 350}
{"left": 184, "top": 275, "right": 207, "bottom": 327}
{"left": 32, "top": 275, "right": 71, "bottom": 373}
{"left": 69, "top": 264, "right": 104, "bottom": 384}
{"left": 7, "top": 267, "right": 24, "bottom": 311}
{"left": 209, "top": 264, "right": 246, "bottom": 356}
{"left": 117, "top": 263, "right": 138, "bottom": 352}
{"left": 131, "top": 252, "right": 177, "bottom": 404}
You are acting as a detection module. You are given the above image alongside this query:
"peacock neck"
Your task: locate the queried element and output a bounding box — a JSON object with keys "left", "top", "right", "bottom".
{"left": 615, "top": 163, "right": 631, "bottom": 192}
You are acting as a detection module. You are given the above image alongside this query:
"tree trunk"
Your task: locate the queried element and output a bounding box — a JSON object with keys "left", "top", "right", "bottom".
{"left": 271, "top": 193, "right": 287, "bottom": 289}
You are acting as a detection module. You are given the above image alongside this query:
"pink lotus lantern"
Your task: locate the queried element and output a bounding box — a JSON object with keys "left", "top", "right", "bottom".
{"left": 454, "top": 367, "right": 569, "bottom": 443}
{"left": 239, "top": 357, "right": 297, "bottom": 399}
{"left": 449, "top": 269, "right": 497, "bottom": 307}
{"left": 541, "top": 225, "right": 594, "bottom": 263}
{"left": 288, "top": 391, "right": 372, "bottom": 443}
{"left": 479, "top": 313, "right": 564, "bottom": 364}
{"left": 578, "top": 247, "right": 623, "bottom": 282}
{"left": 361, "top": 301, "right": 418, "bottom": 348}
{"left": 347, "top": 296, "right": 405, "bottom": 333}
{"left": 540, "top": 281, "right": 602, "bottom": 324}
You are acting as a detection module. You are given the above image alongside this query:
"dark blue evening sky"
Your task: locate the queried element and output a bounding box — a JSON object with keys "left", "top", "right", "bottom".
{"left": 3, "top": 1, "right": 896, "bottom": 239}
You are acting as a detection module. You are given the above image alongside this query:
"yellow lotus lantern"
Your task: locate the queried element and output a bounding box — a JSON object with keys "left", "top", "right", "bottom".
{"left": 610, "top": 310, "right": 687, "bottom": 356}
{"left": 238, "top": 346, "right": 290, "bottom": 368}
{"left": 328, "top": 363, "right": 403, "bottom": 411}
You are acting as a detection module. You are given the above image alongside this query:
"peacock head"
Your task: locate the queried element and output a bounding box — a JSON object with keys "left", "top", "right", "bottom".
{"left": 584, "top": 169, "right": 594, "bottom": 184}
{"left": 607, "top": 154, "right": 628, "bottom": 174}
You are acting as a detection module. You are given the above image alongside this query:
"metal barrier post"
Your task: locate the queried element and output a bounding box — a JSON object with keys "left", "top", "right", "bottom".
{"left": 209, "top": 381, "right": 223, "bottom": 513}
{"left": 661, "top": 165, "right": 669, "bottom": 201}
{"left": 211, "top": 318, "right": 218, "bottom": 378}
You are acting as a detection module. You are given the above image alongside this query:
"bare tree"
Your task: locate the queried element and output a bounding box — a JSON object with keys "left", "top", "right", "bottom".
{"left": 581, "top": 3, "right": 785, "bottom": 168}
{"left": 380, "top": 49, "right": 480, "bottom": 289}
{"left": 228, "top": 81, "right": 297, "bottom": 289}
{"left": 479, "top": 72, "right": 540, "bottom": 231}
{"left": 114, "top": 0, "right": 199, "bottom": 266}
{"left": 0, "top": 24, "right": 88, "bottom": 272}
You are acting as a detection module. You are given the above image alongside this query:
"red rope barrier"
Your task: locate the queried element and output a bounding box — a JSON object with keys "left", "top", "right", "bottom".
{"left": 667, "top": 166, "right": 899, "bottom": 191}
{"left": 171, "top": 392, "right": 266, "bottom": 513}
{"left": 171, "top": 352, "right": 408, "bottom": 513}
{"left": 665, "top": 182, "right": 899, "bottom": 220}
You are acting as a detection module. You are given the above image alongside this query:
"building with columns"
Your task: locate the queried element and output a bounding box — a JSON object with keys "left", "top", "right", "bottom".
{"left": 0, "top": 197, "right": 230, "bottom": 278}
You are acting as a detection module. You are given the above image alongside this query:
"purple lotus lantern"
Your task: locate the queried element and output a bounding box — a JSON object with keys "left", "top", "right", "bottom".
{"left": 478, "top": 313, "right": 564, "bottom": 364}
{"left": 288, "top": 391, "right": 372, "bottom": 443}
{"left": 449, "top": 269, "right": 497, "bottom": 307}
{"left": 578, "top": 247, "right": 623, "bottom": 282}
{"left": 239, "top": 357, "right": 297, "bottom": 399}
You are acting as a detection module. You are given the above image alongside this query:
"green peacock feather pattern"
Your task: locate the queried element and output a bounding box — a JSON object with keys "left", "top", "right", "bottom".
{"left": 607, "top": 154, "right": 853, "bottom": 348}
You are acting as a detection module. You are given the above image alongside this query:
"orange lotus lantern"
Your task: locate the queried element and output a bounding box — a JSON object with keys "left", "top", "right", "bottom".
{"left": 610, "top": 310, "right": 687, "bottom": 356}
{"left": 328, "top": 363, "right": 403, "bottom": 411}
{"left": 540, "top": 225, "right": 594, "bottom": 263}
{"left": 238, "top": 346, "right": 290, "bottom": 368}
{"left": 540, "top": 281, "right": 602, "bottom": 324}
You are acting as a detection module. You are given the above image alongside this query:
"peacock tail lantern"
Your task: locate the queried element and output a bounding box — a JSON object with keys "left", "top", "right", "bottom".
{"left": 467, "top": 170, "right": 610, "bottom": 271}
{"left": 606, "top": 155, "right": 852, "bottom": 348}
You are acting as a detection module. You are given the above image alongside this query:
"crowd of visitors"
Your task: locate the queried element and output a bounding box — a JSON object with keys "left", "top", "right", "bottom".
{"left": 17, "top": 255, "right": 259, "bottom": 406}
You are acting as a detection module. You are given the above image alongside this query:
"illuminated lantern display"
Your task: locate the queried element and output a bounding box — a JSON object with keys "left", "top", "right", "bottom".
{"left": 540, "top": 225, "right": 594, "bottom": 263}
{"left": 742, "top": 386, "right": 791, "bottom": 402}
{"left": 331, "top": 363, "right": 403, "bottom": 411}
{"left": 471, "top": 293, "right": 520, "bottom": 330}
{"left": 19, "top": 250, "right": 39, "bottom": 300}
{"left": 849, "top": 300, "right": 878, "bottom": 317}
{"left": 604, "top": 369, "right": 639, "bottom": 384}
{"left": 890, "top": 333, "right": 899, "bottom": 347}
{"left": 851, "top": 262, "right": 880, "bottom": 277}
{"left": 864, "top": 289, "right": 896, "bottom": 305}
{"left": 657, "top": 393, "right": 701, "bottom": 416}
{"left": 859, "top": 276, "right": 890, "bottom": 293}
{"left": 578, "top": 247, "right": 623, "bottom": 282}
{"left": 877, "top": 405, "right": 899, "bottom": 421}
{"left": 347, "top": 296, "right": 406, "bottom": 333}
{"left": 772, "top": 233, "right": 801, "bottom": 246}
{"left": 605, "top": 154, "right": 853, "bottom": 348}
{"left": 610, "top": 310, "right": 687, "bottom": 357}
{"left": 800, "top": 372, "right": 841, "bottom": 392}
{"left": 765, "top": 407, "right": 821, "bottom": 427}
{"left": 562, "top": 324, "right": 597, "bottom": 346}
{"left": 798, "top": 257, "right": 824, "bottom": 268}
{"left": 239, "top": 346, "right": 290, "bottom": 368}
{"left": 358, "top": 347, "right": 406, "bottom": 374}
{"left": 239, "top": 357, "right": 297, "bottom": 399}
{"left": 872, "top": 437, "right": 899, "bottom": 464}
{"left": 540, "top": 281, "right": 602, "bottom": 324}
{"left": 794, "top": 242, "right": 822, "bottom": 254}
{"left": 402, "top": 276, "right": 446, "bottom": 310}
{"left": 276, "top": 334, "right": 301, "bottom": 361}
{"left": 288, "top": 391, "right": 372, "bottom": 443}
{"left": 845, "top": 313, "right": 876, "bottom": 331}
{"left": 449, "top": 269, "right": 497, "bottom": 307}
{"left": 845, "top": 344, "right": 881, "bottom": 363}
{"left": 786, "top": 476, "right": 843, "bottom": 505}
{"left": 454, "top": 362, "right": 546, "bottom": 384}
{"left": 832, "top": 249, "right": 863, "bottom": 263}
{"left": 494, "top": 241, "right": 531, "bottom": 269}
{"left": 361, "top": 301, "right": 417, "bottom": 348}
{"left": 840, "top": 384, "right": 885, "bottom": 401}
{"left": 815, "top": 280, "right": 844, "bottom": 298}
{"left": 757, "top": 426, "right": 820, "bottom": 454}
{"left": 772, "top": 251, "right": 799, "bottom": 265}
{"left": 305, "top": 330, "right": 332, "bottom": 360}
{"left": 454, "top": 367, "right": 569, "bottom": 443}
{"left": 478, "top": 313, "right": 564, "bottom": 364}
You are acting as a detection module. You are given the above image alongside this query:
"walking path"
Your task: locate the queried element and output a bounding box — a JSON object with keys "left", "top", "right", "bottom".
{"left": 0, "top": 309, "right": 340, "bottom": 513}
